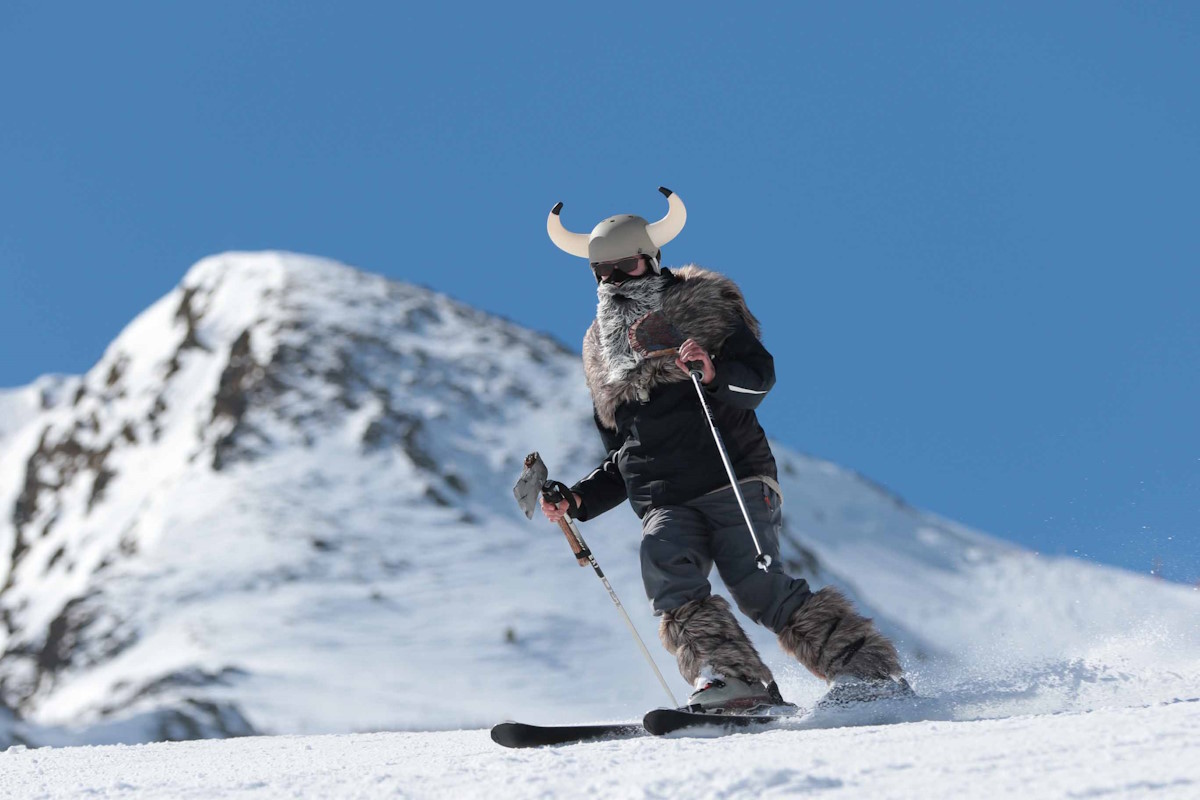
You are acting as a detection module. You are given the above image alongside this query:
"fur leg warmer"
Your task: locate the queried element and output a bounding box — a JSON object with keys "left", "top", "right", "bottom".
{"left": 659, "top": 595, "right": 774, "bottom": 686}
{"left": 777, "top": 587, "right": 902, "bottom": 682}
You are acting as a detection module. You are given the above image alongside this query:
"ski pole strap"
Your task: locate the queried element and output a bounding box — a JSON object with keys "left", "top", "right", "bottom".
{"left": 541, "top": 480, "right": 580, "bottom": 518}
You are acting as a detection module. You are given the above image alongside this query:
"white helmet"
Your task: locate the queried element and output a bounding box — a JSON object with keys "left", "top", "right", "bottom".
{"left": 547, "top": 187, "right": 687, "bottom": 270}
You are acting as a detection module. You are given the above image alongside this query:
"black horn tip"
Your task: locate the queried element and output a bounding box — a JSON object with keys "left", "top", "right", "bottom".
{"left": 658, "top": 186, "right": 673, "bottom": 197}
{"left": 551, "top": 202, "right": 564, "bottom": 215}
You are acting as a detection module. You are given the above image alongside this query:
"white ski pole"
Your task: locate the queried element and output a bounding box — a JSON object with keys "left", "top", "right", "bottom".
{"left": 685, "top": 366, "right": 773, "bottom": 572}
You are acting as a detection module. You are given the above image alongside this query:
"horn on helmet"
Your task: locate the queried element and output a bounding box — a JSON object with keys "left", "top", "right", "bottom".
{"left": 546, "top": 202, "right": 591, "bottom": 258}
{"left": 646, "top": 187, "right": 687, "bottom": 248}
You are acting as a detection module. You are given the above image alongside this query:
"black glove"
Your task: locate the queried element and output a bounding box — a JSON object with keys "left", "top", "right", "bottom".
{"left": 541, "top": 480, "right": 580, "bottom": 519}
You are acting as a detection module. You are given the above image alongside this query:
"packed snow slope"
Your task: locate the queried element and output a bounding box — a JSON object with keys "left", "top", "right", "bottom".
{"left": 0, "top": 252, "right": 1196, "bottom": 748}
{"left": 2, "top": 699, "right": 1198, "bottom": 800}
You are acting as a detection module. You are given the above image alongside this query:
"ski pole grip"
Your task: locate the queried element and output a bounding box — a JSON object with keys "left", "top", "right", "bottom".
{"left": 542, "top": 480, "right": 589, "bottom": 566}
{"left": 558, "top": 519, "right": 589, "bottom": 567}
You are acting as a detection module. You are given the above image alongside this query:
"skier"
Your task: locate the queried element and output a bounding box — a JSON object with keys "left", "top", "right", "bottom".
{"left": 541, "top": 188, "right": 906, "bottom": 712}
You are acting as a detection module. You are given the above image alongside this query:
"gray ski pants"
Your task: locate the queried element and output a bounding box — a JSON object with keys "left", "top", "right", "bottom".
{"left": 640, "top": 480, "right": 812, "bottom": 634}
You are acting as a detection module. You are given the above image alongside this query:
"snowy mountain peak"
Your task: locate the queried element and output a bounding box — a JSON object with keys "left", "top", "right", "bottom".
{"left": 0, "top": 252, "right": 590, "bottom": 740}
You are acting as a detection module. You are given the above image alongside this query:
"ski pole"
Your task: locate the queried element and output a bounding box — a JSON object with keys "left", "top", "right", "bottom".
{"left": 540, "top": 480, "right": 680, "bottom": 709}
{"left": 685, "top": 364, "right": 773, "bottom": 572}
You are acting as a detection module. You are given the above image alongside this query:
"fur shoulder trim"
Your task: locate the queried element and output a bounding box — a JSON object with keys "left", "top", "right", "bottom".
{"left": 666, "top": 265, "right": 760, "bottom": 340}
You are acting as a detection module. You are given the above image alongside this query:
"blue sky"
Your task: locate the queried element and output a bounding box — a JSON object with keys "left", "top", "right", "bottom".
{"left": 1, "top": 2, "right": 1196, "bottom": 583}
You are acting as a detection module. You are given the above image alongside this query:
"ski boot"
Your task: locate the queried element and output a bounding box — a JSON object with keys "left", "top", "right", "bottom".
{"left": 815, "top": 674, "right": 914, "bottom": 711}
{"left": 686, "top": 676, "right": 791, "bottom": 714}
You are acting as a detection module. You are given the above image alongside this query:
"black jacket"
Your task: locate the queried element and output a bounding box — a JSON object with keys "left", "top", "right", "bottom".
{"left": 571, "top": 320, "right": 778, "bottom": 520}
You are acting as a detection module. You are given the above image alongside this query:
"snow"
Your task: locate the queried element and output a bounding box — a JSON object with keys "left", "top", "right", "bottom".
{"left": 1, "top": 700, "right": 1197, "bottom": 799}
{"left": 0, "top": 251, "right": 1198, "bottom": 797}
{"left": 0, "top": 376, "right": 75, "bottom": 445}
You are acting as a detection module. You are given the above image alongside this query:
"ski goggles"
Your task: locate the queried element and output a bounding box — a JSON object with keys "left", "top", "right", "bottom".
{"left": 591, "top": 255, "right": 650, "bottom": 284}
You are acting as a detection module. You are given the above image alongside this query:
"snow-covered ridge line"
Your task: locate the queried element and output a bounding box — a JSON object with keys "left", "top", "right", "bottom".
{"left": 0, "top": 251, "right": 1195, "bottom": 749}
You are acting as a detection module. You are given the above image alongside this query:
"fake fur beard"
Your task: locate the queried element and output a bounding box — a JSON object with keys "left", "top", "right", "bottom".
{"left": 594, "top": 273, "right": 671, "bottom": 384}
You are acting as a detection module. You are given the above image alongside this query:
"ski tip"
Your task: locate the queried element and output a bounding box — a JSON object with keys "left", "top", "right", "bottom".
{"left": 490, "top": 722, "right": 524, "bottom": 748}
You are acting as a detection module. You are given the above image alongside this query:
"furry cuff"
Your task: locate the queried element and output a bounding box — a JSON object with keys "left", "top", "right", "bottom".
{"left": 659, "top": 595, "right": 774, "bottom": 686}
{"left": 777, "top": 587, "right": 902, "bottom": 682}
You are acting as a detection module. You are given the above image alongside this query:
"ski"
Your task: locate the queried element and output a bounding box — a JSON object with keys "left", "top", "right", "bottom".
{"left": 489, "top": 720, "right": 645, "bottom": 748}
{"left": 642, "top": 707, "right": 799, "bottom": 736}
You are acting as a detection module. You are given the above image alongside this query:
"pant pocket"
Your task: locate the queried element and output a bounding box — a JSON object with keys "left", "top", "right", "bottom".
{"left": 762, "top": 484, "right": 781, "bottom": 510}
{"left": 761, "top": 484, "right": 783, "bottom": 528}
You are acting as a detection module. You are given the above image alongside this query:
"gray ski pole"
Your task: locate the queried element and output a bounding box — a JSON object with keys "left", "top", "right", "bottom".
{"left": 685, "top": 365, "right": 773, "bottom": 572}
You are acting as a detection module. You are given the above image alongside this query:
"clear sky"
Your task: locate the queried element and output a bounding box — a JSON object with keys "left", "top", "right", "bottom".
{"left": 1, "top": 2, "right": 1196, "bottom": 583}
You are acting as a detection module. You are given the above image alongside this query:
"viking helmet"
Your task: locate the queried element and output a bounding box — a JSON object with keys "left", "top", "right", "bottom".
{"left": 547, "top": 187, "right": 687, "bottom": 270}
